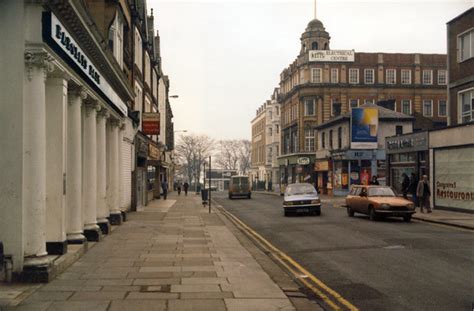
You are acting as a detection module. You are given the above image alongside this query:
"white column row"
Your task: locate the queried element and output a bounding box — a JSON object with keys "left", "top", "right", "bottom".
{"left": 22, "top": 50, "right": 125, "bottom": 268}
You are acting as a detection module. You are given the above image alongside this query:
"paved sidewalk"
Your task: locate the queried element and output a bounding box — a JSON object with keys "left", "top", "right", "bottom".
{"left": 2, "top": 193, "right": 308, "bottom": 311}
{"left": 254, "top": 190, "right": 474, "bottom": 230}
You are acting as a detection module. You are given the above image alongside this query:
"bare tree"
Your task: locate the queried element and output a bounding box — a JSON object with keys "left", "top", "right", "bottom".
{"left": 175, "top": 134, "right": 215, "bottom": 186}
{"left": 238, "top": 140, "right": 251, "bottom": 174}
{"left": 215, "top": 140, "right": 240, "bottom": 170}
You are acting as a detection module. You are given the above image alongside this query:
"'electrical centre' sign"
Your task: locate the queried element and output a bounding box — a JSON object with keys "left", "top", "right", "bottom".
{"left": 309, "top": 50, "right": 355, "bottom": 62}
{"left": 43, "top": 12, "right": 128, "bottom": 116}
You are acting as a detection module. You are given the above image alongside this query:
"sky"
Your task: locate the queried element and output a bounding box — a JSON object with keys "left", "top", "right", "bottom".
{"left": 148, "top": 0, "right": 473, "bottom": 140}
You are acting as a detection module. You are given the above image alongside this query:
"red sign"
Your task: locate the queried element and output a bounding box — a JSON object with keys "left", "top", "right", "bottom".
{"left": 142, "top": 113, "right": 160, "bottom": 135}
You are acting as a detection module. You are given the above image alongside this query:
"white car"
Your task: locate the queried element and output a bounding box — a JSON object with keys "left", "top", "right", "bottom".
{"left": 283, "top": 183, "right": 321, "bottom": 216}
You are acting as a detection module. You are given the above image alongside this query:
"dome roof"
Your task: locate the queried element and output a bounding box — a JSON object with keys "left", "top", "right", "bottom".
{"left": 306, "top": 19, "right": 325, "bottom": 31}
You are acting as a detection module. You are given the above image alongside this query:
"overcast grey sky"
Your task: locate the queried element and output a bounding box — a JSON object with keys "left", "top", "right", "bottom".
{"left": 148, "top": 0, "right": 472, "bottom": 140}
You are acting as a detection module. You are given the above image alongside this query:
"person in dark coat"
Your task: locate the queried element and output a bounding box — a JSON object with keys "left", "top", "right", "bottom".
{"left": 369, "top": 175, "right": 379, "bottom": 185}
{"left": 183, "top": 182, "right": 189, "bottom": 196}
{"left": 408, "top": 173, "right": 418, "bottom": 205}
{"left": 401, "top": 173, "right": 410, "bottom": 199}
{"left": 416, "top": 175, "right": 432, "bottom": 213}
{"left": 161, "top": 179, "right": 168, "bottom": 200}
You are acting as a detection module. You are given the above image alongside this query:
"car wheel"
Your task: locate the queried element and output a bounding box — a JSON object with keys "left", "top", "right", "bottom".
{"left": 314, "top": 210, "right": 321, "bottom": 216}
{"left": 369, "top": 207, "right": 378, "bottom": 221}
{"left": 284, "top": 211, "right": 290, "bottom": 217}
{"left": 403, "top": 215, "right": 412, "bottom": 222}
{"left": 228, "top": 194, "right": 232, "bottom": 199}
{"left": 347, "top": 207, "right": 355, "bottom": 217}
{"left": 247, "top": 194, "right": 251, "bottom": 199}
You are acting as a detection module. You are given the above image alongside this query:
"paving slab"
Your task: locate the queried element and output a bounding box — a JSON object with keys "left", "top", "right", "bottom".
{"left": 225, "top": 298, "right": 296, "bottom": 311}
{"left": 168, "top": 299, "right": 227, "bottom": 311}
{"left": 108, "top": 299, "right": 167, "bottom": 311}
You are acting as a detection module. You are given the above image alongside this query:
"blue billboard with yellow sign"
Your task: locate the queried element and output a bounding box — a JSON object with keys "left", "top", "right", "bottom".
{"left": 350, "top": 108, "right": 378, "bottom": 149}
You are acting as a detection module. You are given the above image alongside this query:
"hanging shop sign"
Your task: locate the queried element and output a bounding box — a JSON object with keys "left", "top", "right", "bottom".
{"left": 351, "top": 108, "right": 378, "bottom": 149}
{"left": 297, "top": 157, "right": 310, "bottom": 165}
{"left": 148, "top": 144, "right": 160, "bottom": 161}
{"left": 309, "top": 50, "right": 355, "bottom": 62}
{"left": 386, "top": 132, "right": 428, "bottom": 154}
{"left": 42, "top": 12, "right": 127, "bottom": 116}
{"left": 314, "top": 160, "right": 329, "bottom": 171}
{"left": 142, "top": 113, "right": 160, "bottom": 135}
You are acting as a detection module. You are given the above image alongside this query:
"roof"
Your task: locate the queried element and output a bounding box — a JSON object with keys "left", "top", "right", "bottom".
{"left": 447, "top": 7, "right": 473, "bottom": 25}
{"left": 315, "top": 103, "right": 414, "bottom": 129}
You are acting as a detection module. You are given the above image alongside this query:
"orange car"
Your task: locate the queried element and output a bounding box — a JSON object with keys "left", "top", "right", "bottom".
{"left": 345, "top": 185, "right": 416, "bottom": 222}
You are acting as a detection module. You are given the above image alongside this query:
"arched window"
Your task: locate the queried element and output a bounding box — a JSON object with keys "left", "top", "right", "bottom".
{"left": 311, "top": 42, "right": 318, "bottom": 50}
{"left": 324, "top": 43, "right": 328, "bottom": 50}
{"left": 303, "top": 44, "right": 306, "bottom": 52}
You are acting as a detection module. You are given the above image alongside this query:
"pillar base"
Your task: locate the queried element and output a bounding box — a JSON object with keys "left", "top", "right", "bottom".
{"left": 121, "top": 211, "right": 127, "bottom": 222}
{"left": 97, "top": 221, "right": 111, "bottom": 235}
{"left": 67, "top": 233, "right": 87, "bottom": 245}
{"left": 46, "top": 241, "right": 68, "bottom": 255}
{"left": 13, "top": 256, "right": 52, "bottom": 283}
{"left": 83, "top": 227, "right": 103, "bottom": 242}
{"left": 108, "top": 213, "right": 123, "bottom": 225}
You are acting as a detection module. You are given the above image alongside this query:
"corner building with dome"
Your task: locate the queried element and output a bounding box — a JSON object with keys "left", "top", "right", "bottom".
{"left": 277, "top": 18, "right": 447, "bottom": 195}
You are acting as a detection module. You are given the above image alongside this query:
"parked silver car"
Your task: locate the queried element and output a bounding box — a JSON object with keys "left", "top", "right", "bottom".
{"left": 283, "top": 183, "right": 321, "bottom": 216}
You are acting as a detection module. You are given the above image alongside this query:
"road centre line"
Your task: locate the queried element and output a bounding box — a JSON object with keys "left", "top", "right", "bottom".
{"left": 215, "top": 204, "right": 359, "bottom": 311}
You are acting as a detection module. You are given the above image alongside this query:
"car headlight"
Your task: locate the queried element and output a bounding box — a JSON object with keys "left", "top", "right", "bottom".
{"left": 407, "top": 203, "right": 415, "bottom": 209}
{"left": 380, "top": 204, "right": 390, "bottom": 210}
{"left": 311, "top": 199, "right": 321, "bottom": 204}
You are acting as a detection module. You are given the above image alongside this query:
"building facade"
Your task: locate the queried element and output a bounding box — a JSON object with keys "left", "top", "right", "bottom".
{"left": 277, "top": 18, "right": 448, "bottom": 189}
{"left": 315, "top": 104, "right": 413, "bottom": 196}
{"left": 250, "top": 104, "right": 269, "bottom": 189}
{"left": 0, "top": 0, "right": 174, "bottom": 282}
{"left": 267, "top": 89, "right": 281, "bottom": 192}
{"left": 447, "top": 8, "right": 474, "bottom": 125}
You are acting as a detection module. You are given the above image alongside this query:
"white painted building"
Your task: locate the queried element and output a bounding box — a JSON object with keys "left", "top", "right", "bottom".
{"left": 0, "top": 1, "right": 134, "bottom": 281}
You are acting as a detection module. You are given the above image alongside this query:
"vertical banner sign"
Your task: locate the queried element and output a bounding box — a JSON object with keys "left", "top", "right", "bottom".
{"left": 142, "top": 113, "right": 160, "bottom": 135}
{"left": 351, "top": 108, "right": 378, "bottom": 149}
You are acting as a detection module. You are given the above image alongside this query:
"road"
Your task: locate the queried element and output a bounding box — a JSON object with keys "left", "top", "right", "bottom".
{"left": 213, "top": 192, "right": 474, "bottom": 311}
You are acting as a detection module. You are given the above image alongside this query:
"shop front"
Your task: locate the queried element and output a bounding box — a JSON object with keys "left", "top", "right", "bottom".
{"left": 132, "top": 134, "right": 148, "bottom": 210}
{"left": 147, "top": 143, "right": 161, "bottom": 200}
{"left": 386, "top": 132, "right": 429, "bottom": 194}
{"left": 330, "top": 149, "right": 386, "bottom": 196}
{"left": 278, "top": 154, "right": 317, "bottom": 188}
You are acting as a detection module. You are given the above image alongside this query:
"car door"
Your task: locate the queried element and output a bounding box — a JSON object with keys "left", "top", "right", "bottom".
{"left": 350, "top": 187, "right": 362, "bottom": 212}
{"left": 360, "top": 187, "right": 370, "bottom": 214}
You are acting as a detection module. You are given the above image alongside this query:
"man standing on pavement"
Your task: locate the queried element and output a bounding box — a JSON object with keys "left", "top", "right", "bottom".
{"left": 401, "top": 173, "right": 410, "bottom": 199}
{"left": 409, "top": 173, "right": 418, "bottom": 206}
{"left": 161, "top": 179, "right": 169, "bottom": 200}
{"left": 416, "top": 175, "right": 432, "bottom": 213}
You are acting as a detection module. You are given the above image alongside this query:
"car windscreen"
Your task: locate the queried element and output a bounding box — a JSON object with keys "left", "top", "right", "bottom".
{"left": 368, "top": 187, "right": 395, "bottom": 197}
{"left": 286, "top": 184, "right": 317, "bottom": 195}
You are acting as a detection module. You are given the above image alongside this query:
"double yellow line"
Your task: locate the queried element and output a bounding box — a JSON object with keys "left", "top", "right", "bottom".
{"left": 218, "top": 206, "right": 359, "bottom": 311}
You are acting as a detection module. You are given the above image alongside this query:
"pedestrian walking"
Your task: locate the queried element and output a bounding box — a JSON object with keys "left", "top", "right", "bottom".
{"left": 369, "top": 175, "right": 379, "bottom": 185}
{"left": 161, "top": 179, "right": 168, "bottom": 200}
{"left": 416, "top": 175, "right": 432, "bottom": 213}
{"left": 408, "top": 173, "right": 418, "bottom": 206}
{"left": 177, "top": 182, "right": 182, "bottom": 196}
{"left": 401, "top": 173, "right": 410, "bottom": 199}
{"left": 183, "top": 182, "right": 189, "bottom": 196}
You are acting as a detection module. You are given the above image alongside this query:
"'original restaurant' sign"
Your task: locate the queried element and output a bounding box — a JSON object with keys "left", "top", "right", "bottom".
{"left": 42, "top": 12, "right": 128, "bottom": 116}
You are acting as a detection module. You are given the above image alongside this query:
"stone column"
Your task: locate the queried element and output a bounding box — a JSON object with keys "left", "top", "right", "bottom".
{"left": 22, "top": 50, "right": 52, "bottom": 267}
{"left": 96, "top": 108, "right": 110, "bottom": 234}
{"left": 118, "top": 123, "right": 126, "bottom": 219}
{"left": 66, "top": 87, "right": 87, "bottom": 244}
{"left": 45, "top": 75, "right": 68, "bottom": 255}
{"left": 82, "top": 100, "right": 102, "bottom": 241}
{"left": 108, "top": 119, "right": 123, "bottom": 225}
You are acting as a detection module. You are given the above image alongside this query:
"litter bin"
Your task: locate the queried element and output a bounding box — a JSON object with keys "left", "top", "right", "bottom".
{"left": 201, "top": 189, "right": 209, "bottom": 202}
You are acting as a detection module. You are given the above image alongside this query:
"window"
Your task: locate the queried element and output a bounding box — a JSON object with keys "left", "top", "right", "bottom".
{"left": 331, "top": 68, "right": 339, "bottom": 83}
{"left": 423, "top": 100, "right": 433, "bottom": 117}
{"left": 134, "top": 27, "right": 142, "bottom": 72}
{"left": 364, "top": 99, "right": 375, "bottom": 105}
{"left": 108, "top": 11, "right": 124, "bottom": 68}
{"left": 458, "top": 29, "right": 474, "bottom": 62}
{"left": 422, "top": 70, "right": 433, "bottom": 85}
{"left": 349, "top": 68, "right": 359, "bottom": 84}
{"left": 304, "top": 99, "right": 315, "bottom": 116}
{"left": 311, "top": 68, "right": 322, "bottom": 83}
{"left": 438, "top": 70, "right": 447, "bottom": 85}
{"left": 305, "top": 129, "right": 315, "bottom": 151}
{"left": 459, "top": 89, "right": 474, "bottom": 123}
{"left": 275, "top": 124, "right": 279, "bottom": 134}
{"left": 364, "top": 69, "right": 374, "bottom": 84}
{"left": 395, "top": 125, "right": 403, "bottom": 135}
{"left": 329, "top": 130, "right": 333, "bottom": 149}
{"left": 269, "top": 127, "right": 273, "bottom": 136}
{"left": 350, "top": 99, "right": 359, "bottom": 109}
{"left": 331, "top": 101, "right": 341, "bottom": 116}
{"left": 311, "top": 42, "right": 318, "bottom": 50}
{"left": 401, "top": 99, "right": 411, "bottom": 115}
{"left": 401, "top": 69, "right": 411, "bottom": 84}
{"left": 322, "top": 132, "right": 326, "bottom": 149}
{"left": 337, "top": 127, "right": 342, "bottom": 149}
{"left": 438, "top": 100, "right": 447, "bottom": 117}
{"left": 386, "top": 69, "right": 396, "bottom": 84}
{"left": 275, "top": 106, "right": 279, "bottom": 115}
